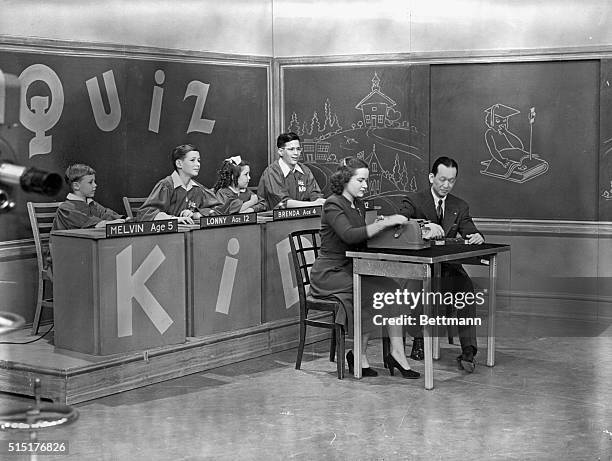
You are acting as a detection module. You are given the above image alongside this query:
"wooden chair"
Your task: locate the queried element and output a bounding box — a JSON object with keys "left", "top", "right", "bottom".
{"left": 26, "top": 201, "right": 61, "bottom": 335}
{"left": 289, "top": 229, "right": 346, "bottom": 379}
{"left": 122, "top": 197, "right": 147, "bottom": 219}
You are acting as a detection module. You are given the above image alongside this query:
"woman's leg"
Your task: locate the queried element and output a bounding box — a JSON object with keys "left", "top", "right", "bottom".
{"left": 360, "top": 332, "right": 371, "bottom": 368}
{"left": 386, "top": 324, "right": 412, "bottom": 370}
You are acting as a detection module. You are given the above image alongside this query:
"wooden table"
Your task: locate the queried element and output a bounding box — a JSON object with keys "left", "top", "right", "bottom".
{"left": 347, "top": 243, "right": 510, "bottom": 389}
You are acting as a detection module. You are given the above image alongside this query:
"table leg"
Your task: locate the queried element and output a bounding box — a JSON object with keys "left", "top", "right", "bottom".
{"left": 432, "top": 263, "right": 441, "bottom": 360}
{"left": 487, "top": 255, "right": 497, "bottom": 367}
{"left": 423, "top": 264, "right": 433, "bottom": 390}
{"left": 353, "top": 269, "right": 362, "bottom": 379}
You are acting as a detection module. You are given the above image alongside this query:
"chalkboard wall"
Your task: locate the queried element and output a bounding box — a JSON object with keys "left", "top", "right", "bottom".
{"left": 600, "top": 59, "right": 612, "bottom": 221}
{"left": 430, "top": 60, "right": 599, "bottom": 220}
{"left": 0, "top": 48, "right": 270, "bottom": 240}
{"left": 282, "top": 59, "right": 602, "bottom": 221}
{"left": 282, "top": 64, "right": 430, "bottom": 214}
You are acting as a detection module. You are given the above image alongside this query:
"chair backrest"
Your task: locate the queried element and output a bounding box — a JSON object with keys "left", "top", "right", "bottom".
{"left": 26, "top": 201, "right": 61, "bottom": 271}
{"left": 122, "top": 197, "right": 148, "bottom": 219}
{"left": 288, "top": 229, "right": 320, "bottom": 304}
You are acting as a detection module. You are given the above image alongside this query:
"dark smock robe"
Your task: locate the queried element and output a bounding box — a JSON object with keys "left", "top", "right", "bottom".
{"left": 257, "top": 160, "right": 323, "bottom": 210}
{"left": 137, "top": 174, "right": 240, "bottom": 221}
{"left": 309, "top": 194, "right": 400, "bottom": 336}
{"left": 50, "top": 196, "right": 123, "bottom": 276}
{"left": 216, "top": 187, "right": 267, "bottom": 213}
{"left": 52, "top": 197, "right": 122, "bottom": 231}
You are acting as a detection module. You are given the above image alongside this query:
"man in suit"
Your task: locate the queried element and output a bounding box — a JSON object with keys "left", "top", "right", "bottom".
{"left": 400, "top": 156, "right": 484, "bottom": 372}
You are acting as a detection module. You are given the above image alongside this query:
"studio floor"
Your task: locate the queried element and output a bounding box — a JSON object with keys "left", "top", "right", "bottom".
{"left": 1, "top": 315, "right": 611, "bottom": 461}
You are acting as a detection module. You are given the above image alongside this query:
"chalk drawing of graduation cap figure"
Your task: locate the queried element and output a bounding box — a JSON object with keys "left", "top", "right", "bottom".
{"left": 602, "top": 180, "right": 612, "bottom": 200}
{"left": 481, "top": 103, "right": 549, "bottom": 183}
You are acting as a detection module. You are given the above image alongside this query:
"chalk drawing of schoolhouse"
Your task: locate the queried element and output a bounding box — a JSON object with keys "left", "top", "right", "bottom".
{"left": 354, "top": 73, "right": 401, "bottom": 128}
{"left": 285, "top": 71, "right": 426, "bottom": 211}
{"left": 480, "top": 103, "right": 549, "bottom": 183}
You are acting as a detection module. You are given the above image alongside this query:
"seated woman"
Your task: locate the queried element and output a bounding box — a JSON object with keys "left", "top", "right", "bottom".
{"left": 213, "top": 156, "right": 266, "bottom": 213}
{"left": 137, "top": 144, "right": 241, "bottom": 224}
{"left": 309, "top": 157, "right": 420, "bottom": 378}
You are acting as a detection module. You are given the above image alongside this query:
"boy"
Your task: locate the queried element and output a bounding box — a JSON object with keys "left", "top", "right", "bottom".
{"left": 257, "top": 132, "right": 325, "bottom": 210}
{"left": 137, "top": 144, "right": 240, "bottom": 223}
{"left": 52, "top": 164, "right": 125, "bottom": 230}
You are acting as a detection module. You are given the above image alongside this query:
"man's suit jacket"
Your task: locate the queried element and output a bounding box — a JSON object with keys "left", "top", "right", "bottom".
{"left": 399, "top": 190, "right": 482, "bottom": 290}
{"left": 399, "top": 191, "right": 480, "bottom": 240}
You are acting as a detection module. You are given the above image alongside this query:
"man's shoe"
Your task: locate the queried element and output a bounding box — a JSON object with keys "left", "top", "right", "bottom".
{"left": 410, "top": 338, "right": 424, "bottom": 361}
{"left": 456, "top": 347, "right": 476, "bottom": 373}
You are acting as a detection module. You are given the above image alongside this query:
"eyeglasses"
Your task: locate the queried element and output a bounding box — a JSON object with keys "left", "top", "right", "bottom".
{"left": 283, "top": 147, "right": 303, "bottom": 153}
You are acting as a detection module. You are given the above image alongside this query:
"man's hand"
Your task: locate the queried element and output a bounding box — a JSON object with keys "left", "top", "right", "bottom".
{"left": 422, "top": 223, "right": 444, "bottom": 239}
{"left": 466, "top": 233, "right": 484, "bottom": 244}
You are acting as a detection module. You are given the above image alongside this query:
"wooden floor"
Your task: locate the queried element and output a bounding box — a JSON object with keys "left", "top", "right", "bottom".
{"left": 2, "top": 312, "right": 611, "bottom": 460}
{"left": 0, "top": 318, "right": 328, "bottom": 404}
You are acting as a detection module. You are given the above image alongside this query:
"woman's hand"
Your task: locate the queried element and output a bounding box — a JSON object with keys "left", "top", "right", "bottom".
{"left": 378, "top": 214, "right": 408, "bottom": 228}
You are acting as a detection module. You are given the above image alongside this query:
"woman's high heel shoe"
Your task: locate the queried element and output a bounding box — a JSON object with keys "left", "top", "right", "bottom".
{"left": 346, "top": 350, "right": 378, "bottom": 377}
{"left": 384, "top": 354, "right": 420, "bottom": 379}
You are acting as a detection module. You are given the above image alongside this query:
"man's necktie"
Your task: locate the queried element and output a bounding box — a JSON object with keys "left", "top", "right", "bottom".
{"left": 436, "top": 199, "right": 444, "bottom": 224}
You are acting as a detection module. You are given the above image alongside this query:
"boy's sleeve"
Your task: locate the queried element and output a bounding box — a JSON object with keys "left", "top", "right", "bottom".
{"left": 91, "top": 201, "right": 122, "bottom": 220}
{"left": 199, "top": 187, "right": 240, "bottom": 216}
{"left": 137, "top": 181, "right": 172, "bottom": 221}
{"left": 216, "top": 188, "right": 263, "bottom": 214}
{"left": 53, "top": 202, "right": 102, "bottom": 230}
{"left": 305, "top": 168, "right": 323, "bottom": 201}
{"left": 257, "top": 168, "right": 291, "bottom": 210}
{"left": 251, "top": 194, "right": 268, "bottom": 212}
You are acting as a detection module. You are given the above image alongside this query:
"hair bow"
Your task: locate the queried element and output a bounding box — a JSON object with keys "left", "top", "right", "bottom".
{"left": 225, "top": 155, "right": 242, "bottom": 165}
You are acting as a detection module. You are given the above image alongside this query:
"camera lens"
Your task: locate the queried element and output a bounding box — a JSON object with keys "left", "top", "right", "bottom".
{"left": 19, "top": 167, "right": 62, "bottom": 196}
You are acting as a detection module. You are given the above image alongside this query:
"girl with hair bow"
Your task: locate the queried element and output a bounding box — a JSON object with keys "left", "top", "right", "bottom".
{"left": 213, "top": 156, "right": 266, "bottom": 213}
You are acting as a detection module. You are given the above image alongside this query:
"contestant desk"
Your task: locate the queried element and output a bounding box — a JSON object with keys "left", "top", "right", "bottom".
{"left": 261, "top": 215, "right": 321, "bottom": 322}
{"left": 260, "top": 208, "right": 377, "bottom": 322}
{"left": 50, "top": 212, "right": 325, "bottom": 356}
{"left": 187, "top": 222, "right": 262, "bottom": 336}
{"left": 347, "top": 243, "right": 510, "bottom": 389}
{"left": 51, "top": 228, "right": 187, "bottom": 355}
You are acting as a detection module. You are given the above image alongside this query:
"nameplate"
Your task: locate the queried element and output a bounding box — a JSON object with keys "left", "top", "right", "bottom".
{"left": 200, "top": 212, "right": 257, "bottom": 228}
{"left": 273, "top": 206, "right": 321, "bottom": 221}
{"left": 432, "top": 238, "right": 468, "bottom": 245}
{"left": 106, "top": 219, "right": 179, "bottom": 238}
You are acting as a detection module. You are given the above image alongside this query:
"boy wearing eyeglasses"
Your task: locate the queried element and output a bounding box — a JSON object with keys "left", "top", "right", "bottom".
{"left": 257, "top": 132, "right": 325, "bottom": 209}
